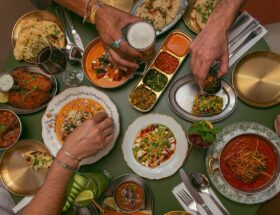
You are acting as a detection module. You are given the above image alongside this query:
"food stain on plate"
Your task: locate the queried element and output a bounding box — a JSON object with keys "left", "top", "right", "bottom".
{"left": 83, "top": 38, "right": 132, "bottom": 88}
{"left": 55, "top": 98, "right": 105, "bottom": 143}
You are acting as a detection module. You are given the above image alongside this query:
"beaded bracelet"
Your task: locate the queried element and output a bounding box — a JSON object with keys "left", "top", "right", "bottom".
{"left": 54, "top": 157, "right": 77, "bottom": 171}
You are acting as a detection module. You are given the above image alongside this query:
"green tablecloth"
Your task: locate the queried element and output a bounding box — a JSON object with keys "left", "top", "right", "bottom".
{"left": 2, "top": 6, "right": 279, "bottom": 215}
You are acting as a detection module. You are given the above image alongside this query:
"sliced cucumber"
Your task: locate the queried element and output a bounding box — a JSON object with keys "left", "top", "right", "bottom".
{"left": 70, "top": 187, "right": 80, "bottom": 195}
{"left": 73, "top": 174, "right": 88, "bottom": 188}
{"left": 72, "top": 181, "right": 82, "bottom": 191}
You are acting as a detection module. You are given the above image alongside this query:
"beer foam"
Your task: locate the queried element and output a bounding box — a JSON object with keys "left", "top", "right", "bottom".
{"left": 127, "top": 22, "right": 155, "bottom": 50}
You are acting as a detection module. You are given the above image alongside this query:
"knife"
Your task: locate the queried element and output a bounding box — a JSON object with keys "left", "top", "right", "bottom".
{"left": 179, "top": 169, "right": 213, "bottom": 215}
{"left": 62, "top": 8, "right": 85, "bottom": 51}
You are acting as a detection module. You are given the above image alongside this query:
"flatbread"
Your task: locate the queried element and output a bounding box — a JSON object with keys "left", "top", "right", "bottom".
{"left": 194, "top": 0, "right": 220, "bottom": 30}
{"left": 14, "top": 19, "right": 65, "bottom": 61}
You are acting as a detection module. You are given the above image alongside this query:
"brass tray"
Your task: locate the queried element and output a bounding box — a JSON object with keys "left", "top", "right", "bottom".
{"left": 232, "top": 51, "right": 280, "bottom": 107}
{"left": 129, "top": 30, "right": 192, "bottom": 112}
{"left": 0, "top": 139, "right": 52, "bottom": 196}
{"left": 11, "top": 10, "right": 65, "bottom": 48}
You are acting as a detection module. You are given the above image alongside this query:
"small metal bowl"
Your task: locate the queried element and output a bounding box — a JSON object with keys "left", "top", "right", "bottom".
{"left": 113, "top": 180, "right": 145, "bottom": 213}
{"left": 203, "top": 70, "right": 222, "bottom": 95}
{"left": 0, "top": 109, "right": 22, "bottom": 150}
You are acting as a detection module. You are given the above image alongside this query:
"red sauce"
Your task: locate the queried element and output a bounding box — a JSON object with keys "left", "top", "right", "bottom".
{"left": 0, "top": 110, "right": 20, "bottom": 148}
{"left": 114, "top": 181, "right": 144, "bottom": 212}
{"left": 154, "top": 52, "right": 179, "bottom": 74}
{"left": 220, "top": 134, "right": 277, "bottom": 192}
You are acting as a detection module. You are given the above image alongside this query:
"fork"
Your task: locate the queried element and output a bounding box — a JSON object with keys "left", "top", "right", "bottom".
{"left": 177, "top": 189, "right": 201, "bottom": 215}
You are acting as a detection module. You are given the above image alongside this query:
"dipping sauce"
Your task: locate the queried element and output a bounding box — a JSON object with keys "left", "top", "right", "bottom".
{"left": 130, "top": 85, "right": 157, "bottom": 111}
{"left": 164, "top": 33, "right": 190, "bottom": 57}
{"left": 143, "top": 69, "right": 168, "bottom": 92}
{"left": 0, "top": 110, "right": 21, "bottom": 148}
{"left": 114, "top": 181, "right": 144, "bottom": 212}
{"left": 220, "top": 134, "right": 278, "bottom": 192}
{"left": 154, "top": 52, "right": 179, "bottom": 75}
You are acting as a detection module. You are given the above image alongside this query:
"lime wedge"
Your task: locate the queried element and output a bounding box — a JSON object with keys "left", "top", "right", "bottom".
{"left": 103, "top": 197, "right": 118, "bottom": 210}
{"left": 74, "top": 190, "right": 94, "bottom": 206}
{"left": 0, "top": 92, "right": 8, "bottom": 103}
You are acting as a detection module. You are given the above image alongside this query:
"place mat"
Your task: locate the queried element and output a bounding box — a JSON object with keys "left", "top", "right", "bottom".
{"left": 172, "top": 183, "right": 228, "bottom": 215}
{"left": 228, "top": 11, "right": 267, "bottom": 67}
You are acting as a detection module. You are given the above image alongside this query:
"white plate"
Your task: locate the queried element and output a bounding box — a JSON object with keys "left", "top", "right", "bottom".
{"left": 122, "top": 114, "right": 188, "bottom": 179}
{"left": 42, "top": 86, "right": 120, "bottom": 165}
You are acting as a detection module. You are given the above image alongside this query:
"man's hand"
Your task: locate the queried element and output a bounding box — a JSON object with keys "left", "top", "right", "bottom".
{"left": 95, "top": 4, "right": 143, "bottom": 71}
{"left": 62, "top": 112, "right": 114, "bottom": 160}
{"left": 190, "top": 25, "right": 229, "bottom": 88}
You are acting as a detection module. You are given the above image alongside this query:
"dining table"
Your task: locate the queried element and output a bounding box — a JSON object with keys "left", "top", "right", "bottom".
{"left": 1, "top": 4, "right": 279, "bottom": 215}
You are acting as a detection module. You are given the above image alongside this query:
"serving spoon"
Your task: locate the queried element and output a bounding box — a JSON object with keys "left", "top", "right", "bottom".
{"left": 56, "top": 6, "right": 82, "bottom": 64}
{"left": 190, "top": 172, "right": 230, "bottom": 215}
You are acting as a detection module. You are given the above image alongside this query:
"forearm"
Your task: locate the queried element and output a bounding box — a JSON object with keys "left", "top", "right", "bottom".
{"left": 54, "top": 0, "right": 96, "bottom": 22}
{"left": 23, "top": 152, "right": 77, "bottom": 215}
{"left": 207, "top": 0, "right": 245, "bottom": 31}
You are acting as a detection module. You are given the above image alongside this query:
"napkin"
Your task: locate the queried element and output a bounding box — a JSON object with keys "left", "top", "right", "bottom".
{"left": 228, "top": 11, "right": 267, "bottom": 67}
{"left": 13, "top": 196, "right": 33, "bottom": 214}
{"left": 172, "top": 182, "right": 228, "bottom": 215}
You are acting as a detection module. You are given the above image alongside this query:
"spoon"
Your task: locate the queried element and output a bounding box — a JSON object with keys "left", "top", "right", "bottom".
{"left": 190, "top": 172, "right": 230, "bottom": 215}
{"left": 56, "top": 6, "right": 82, "bottom": 64}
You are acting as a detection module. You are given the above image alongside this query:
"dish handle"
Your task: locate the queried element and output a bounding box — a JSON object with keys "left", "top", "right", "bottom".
{"left": 207, "top": 157, "right": 219, "bottom": 174}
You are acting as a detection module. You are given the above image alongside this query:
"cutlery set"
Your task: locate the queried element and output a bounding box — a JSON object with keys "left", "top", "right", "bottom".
{"left": 177, "top": 169, "right": 230, "bottom": 215}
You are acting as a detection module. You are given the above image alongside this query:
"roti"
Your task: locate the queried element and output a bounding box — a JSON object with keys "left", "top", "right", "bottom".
{"left": 14, "top": 19, "right": 65, "bottom": 61}
{"left": 194, "top": 0, "right": 220, "bottom": 30}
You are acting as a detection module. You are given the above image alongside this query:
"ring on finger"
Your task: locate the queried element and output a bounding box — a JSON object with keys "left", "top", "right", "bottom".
{"left": 112, "top": 38, "right": 125, "bottom": 49}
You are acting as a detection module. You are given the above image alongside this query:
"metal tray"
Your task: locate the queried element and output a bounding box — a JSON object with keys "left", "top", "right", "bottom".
{"left": 131, "top": 0, "right": 188, "bottom": 36}
{"left": 168, "top": 74, "right": 237, "bottom": 122}
{"left": 0, "top": 66, "right": 57, "bottom": 115}
{"left": 129, "top": 30, "right": 192, "bottom": 112}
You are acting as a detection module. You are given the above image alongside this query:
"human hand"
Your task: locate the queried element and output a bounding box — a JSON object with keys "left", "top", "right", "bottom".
{"left": 62, "top": 112, "right": 114, "bottom": 160}
{"left": 95, "top": 4, "right": 143, "bottom": 71}
{"left": 190, "top": 25, "right": 229, "bottom": 88}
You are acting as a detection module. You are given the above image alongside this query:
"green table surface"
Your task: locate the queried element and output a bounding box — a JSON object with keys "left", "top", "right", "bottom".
{"left": 1, "top": 5, "right": 279, "bottom": 215}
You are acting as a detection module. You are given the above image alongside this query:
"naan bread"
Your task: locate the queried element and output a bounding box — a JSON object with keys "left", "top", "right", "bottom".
{"left": 14, "top": 19, "right": 65, "bottom": 61}
{"left": 194, "top": 0, "right": 220, "bottom": 30}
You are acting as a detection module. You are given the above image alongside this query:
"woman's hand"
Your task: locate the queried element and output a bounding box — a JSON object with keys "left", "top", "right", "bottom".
{"left": 190, "top": 24, "right": 229, "bottom": 88}
{"left": 62, "top": 112, "right": 114, "bottom": 160}
{"left": 95, "top": 4, "right": 143, "bottom": 71}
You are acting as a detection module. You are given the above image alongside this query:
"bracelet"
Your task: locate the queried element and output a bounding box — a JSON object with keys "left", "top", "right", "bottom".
{"left": 61, "top": 149, "right": 81, "bottom": 162}
{"left": 89, "top": 0, "right": 104, "bottom": 24}
{"left": 54, "top": 157, "right": 77, "bottom": 171}
{"left": 83, "top": 0, "right": 91, "bottom": 23}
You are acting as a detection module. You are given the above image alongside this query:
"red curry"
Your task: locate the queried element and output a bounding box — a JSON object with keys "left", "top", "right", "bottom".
{"left": 220, "top": 134, "right": 277, "bottom": 192}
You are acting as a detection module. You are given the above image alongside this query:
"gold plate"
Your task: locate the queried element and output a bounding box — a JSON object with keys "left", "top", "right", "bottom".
{"left": 0, "top": 139, "right": 52, "bottom": 196}
{"left": 11, "top": 10, "right": 65, "bottom": 48}
{"left": 103, "top": 0, "right": 134, "bottom": 13}
{"left": 232, "top": 51, "right": 280, "bottom": 107}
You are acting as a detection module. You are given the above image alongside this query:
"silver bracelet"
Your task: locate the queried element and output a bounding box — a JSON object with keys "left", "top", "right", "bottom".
{"left": 54, "top": 157, "right": 77, "bottom": 171}
{"left": 83, "top": 0, "right": 91, "bottom": 23}
{"left": 61, "top": 149, "right": 81, "bottom": 162}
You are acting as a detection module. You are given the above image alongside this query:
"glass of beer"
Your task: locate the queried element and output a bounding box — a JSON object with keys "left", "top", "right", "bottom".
{"left": 123, "top": 21, "right": 156, "bottom": 61}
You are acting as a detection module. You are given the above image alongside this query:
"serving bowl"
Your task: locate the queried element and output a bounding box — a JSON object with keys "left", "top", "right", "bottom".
{"left": 0, "top": 109, "right": 22, "bottom": 150}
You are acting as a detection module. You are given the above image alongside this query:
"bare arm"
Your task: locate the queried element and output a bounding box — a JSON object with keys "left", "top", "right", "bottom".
{"left": 190, "top": 0, "right": 245, "bottom": 87}
{"left": 23, "top": 112, "right": 113, "bottom": 215}
{"left": 54, "top": 0, "right": 143, "bottom": 71}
